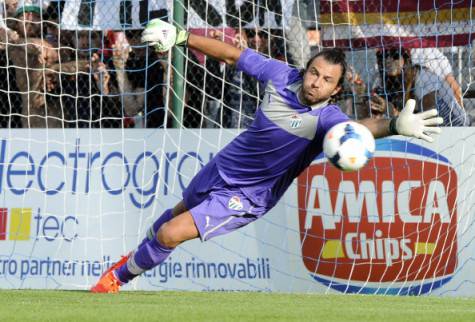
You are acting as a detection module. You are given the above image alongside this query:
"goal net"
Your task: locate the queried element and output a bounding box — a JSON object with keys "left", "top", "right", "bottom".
{"left": 0, "top": 0, "right": 474, "bottom": 296}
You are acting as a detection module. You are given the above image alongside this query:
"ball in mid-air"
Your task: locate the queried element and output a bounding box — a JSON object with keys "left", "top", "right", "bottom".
{"left": 323, "top": 121, "right": 375, "bottom": 171}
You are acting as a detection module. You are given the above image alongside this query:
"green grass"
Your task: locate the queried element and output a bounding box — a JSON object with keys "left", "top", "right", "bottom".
{"left": 1, "top": 290, "right": 475, "bottom": 322}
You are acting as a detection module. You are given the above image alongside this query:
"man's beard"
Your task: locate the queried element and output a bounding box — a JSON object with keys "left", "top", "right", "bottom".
{"left": 301, "top": 89, "right": 327, "bottom": 106}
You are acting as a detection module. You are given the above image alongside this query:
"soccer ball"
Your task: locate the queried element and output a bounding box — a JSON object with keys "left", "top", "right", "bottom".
{"left": 323, "top": 121, "right": 375, "bottom": 171}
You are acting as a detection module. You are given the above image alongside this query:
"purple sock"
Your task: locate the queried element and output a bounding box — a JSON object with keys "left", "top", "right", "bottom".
{"left": 115, "top": 237, "right": 174, "bottom": 284}
{"left": 138, "top": 209, "right": 173, "bottom": 248}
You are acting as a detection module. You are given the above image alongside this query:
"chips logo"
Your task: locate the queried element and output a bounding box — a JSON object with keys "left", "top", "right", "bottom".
{"left": 297, "top": 139, "right": 457, "bottom": 295}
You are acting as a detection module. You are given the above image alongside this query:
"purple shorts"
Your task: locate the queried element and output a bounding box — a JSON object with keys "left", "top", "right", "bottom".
{"left": 183, "top": 159, "right": 269, "bottom": 241}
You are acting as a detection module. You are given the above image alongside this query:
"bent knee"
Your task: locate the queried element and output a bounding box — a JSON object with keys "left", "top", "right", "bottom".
{"left": 156, "top": 224, "right": 179, "bottom": 248}
{"left": 156, "top": 222, "right": 196, "bottom": 248}
{"left": 156, "top": 212, "right": 199, "bottom": 248}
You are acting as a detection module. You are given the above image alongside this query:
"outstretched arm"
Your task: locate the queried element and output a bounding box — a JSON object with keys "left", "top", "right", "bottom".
{"left": 357, "top": 118, "right": 391, "bottom": 139}
{"left": 141, "top": 19, "right": 242, "bottom": 65}
{"left": 187, "top": 33, "right": 242, "bottom": 65}
{"left": 357, "top": 99, "right": 443, "bottom": 143}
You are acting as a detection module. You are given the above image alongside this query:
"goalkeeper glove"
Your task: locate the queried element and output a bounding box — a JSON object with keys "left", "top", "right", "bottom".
{"left": 389, "top": 99, "right": 443, "bottom": 143}
{"left": 141, "top": 19, "right": 189, "bottom": 52}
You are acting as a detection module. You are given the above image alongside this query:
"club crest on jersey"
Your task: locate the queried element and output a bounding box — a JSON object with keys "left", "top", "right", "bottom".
{"left": 297, "top": 139, "right": 458, "bottom": 295}
{"left": 290, "top": 114, "right": 303, "bottom": 129}
{"left": 228, "top": 196, "right": 243, "bottom": 211}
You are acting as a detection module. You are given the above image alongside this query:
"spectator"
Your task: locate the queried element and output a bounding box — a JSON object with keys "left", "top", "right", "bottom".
{"left": 110, "top": 30, "right": 166, "bottom": 128}
{"left": 58, "top": 30, "right": 121, "bottom": 128}
{"left": 182, "top": 49, "right": 206, "bottom": 128}
{"left": 241, "top": 29, "right": 284, "bottom": 62}
{"left": 285, "top": 0, "right": 312, "bottom": 68}
{"left": 42, "top": 0, "right": 60, "bottom": 47}
{"left": 0, "top": 0, "right": 22, "bottom": 127}
{"left": 190, "top": 28, "right": 267, "bottom": 129}
{"left": 411, "top": 48, "right": 464, "bottom": 107}
{"left": 340, "top": 65, "right": 393, "bottom": 120}
{"left": 0, "top": 1, "right": 63, "bottom": 127}
{"left": 0, "top": 0, "right": 18, "bottom": 23}
{"left": 376, "top": 47, "right": 469, "bottom": 126}
{"left": 346, "top": 47, "right": 463, "bottom": 115}
{"left": 305, "top": 27, "right": 321, "bottom": 59}
{"left": 183, "top": 31, "right": 225, "bottom": 128}
{"left": 223, "top": 28, "right": 261, "bottom": 128}
{"left": 246, "top": 28, "right": 270, "bottom": 57}
{"left": 0, "top": 1, "right": 109, "bottom": 128}
{"left": 268, "top": 29, "right": 286, "bottom": 62}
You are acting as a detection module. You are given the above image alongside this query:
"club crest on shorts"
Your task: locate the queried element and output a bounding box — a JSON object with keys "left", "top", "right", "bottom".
{"left": 290, "top": 114, "right": 303, "bottom": 129}
{"left": 228, "top": 196, "right": 243, "bottom": 210}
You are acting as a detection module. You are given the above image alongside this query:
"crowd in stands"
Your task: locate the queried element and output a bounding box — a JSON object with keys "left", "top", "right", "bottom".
{"left": 0, "top": 0, "right": 471, "bottom": 129}
{"left": 0, "top": 0, "right": 166, "bottom": 128}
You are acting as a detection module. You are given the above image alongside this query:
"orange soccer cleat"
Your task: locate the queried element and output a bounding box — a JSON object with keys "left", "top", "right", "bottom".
{"left": 90, "top": 253, "right": 130, "bottom": 293}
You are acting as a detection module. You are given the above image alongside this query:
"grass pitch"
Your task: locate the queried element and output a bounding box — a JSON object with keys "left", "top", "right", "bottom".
{"left": 1, "top": 290, "right": 475, "bottom": 322}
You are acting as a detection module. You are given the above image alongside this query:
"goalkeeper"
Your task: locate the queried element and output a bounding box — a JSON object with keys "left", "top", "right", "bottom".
{"left": 91, "top": 19, "right": 443, "bottom": 293}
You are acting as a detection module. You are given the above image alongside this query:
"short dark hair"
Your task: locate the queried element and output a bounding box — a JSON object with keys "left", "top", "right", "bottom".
{"left": 305, "top": 48, "right": 347, "bottom": 87}
{"left": 376, "top": 47, "right": 411, "bottom": 62}
{"left": 376, "top": 47, "right": 411, "bottom": 71}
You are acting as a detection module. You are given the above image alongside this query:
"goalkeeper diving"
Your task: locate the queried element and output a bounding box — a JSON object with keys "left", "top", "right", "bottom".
{"left": 91, "top": 19, "right": 443, "bottom": 293}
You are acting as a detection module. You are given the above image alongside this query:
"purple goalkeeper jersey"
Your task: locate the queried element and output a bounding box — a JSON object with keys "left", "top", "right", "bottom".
{"left": 214, "top": 48, "right": 349, "bottom": 207}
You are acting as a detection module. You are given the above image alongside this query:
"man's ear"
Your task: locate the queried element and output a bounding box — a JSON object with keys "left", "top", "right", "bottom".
{"left": 331, "top": 85, "right": 342, "bottom": 97}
